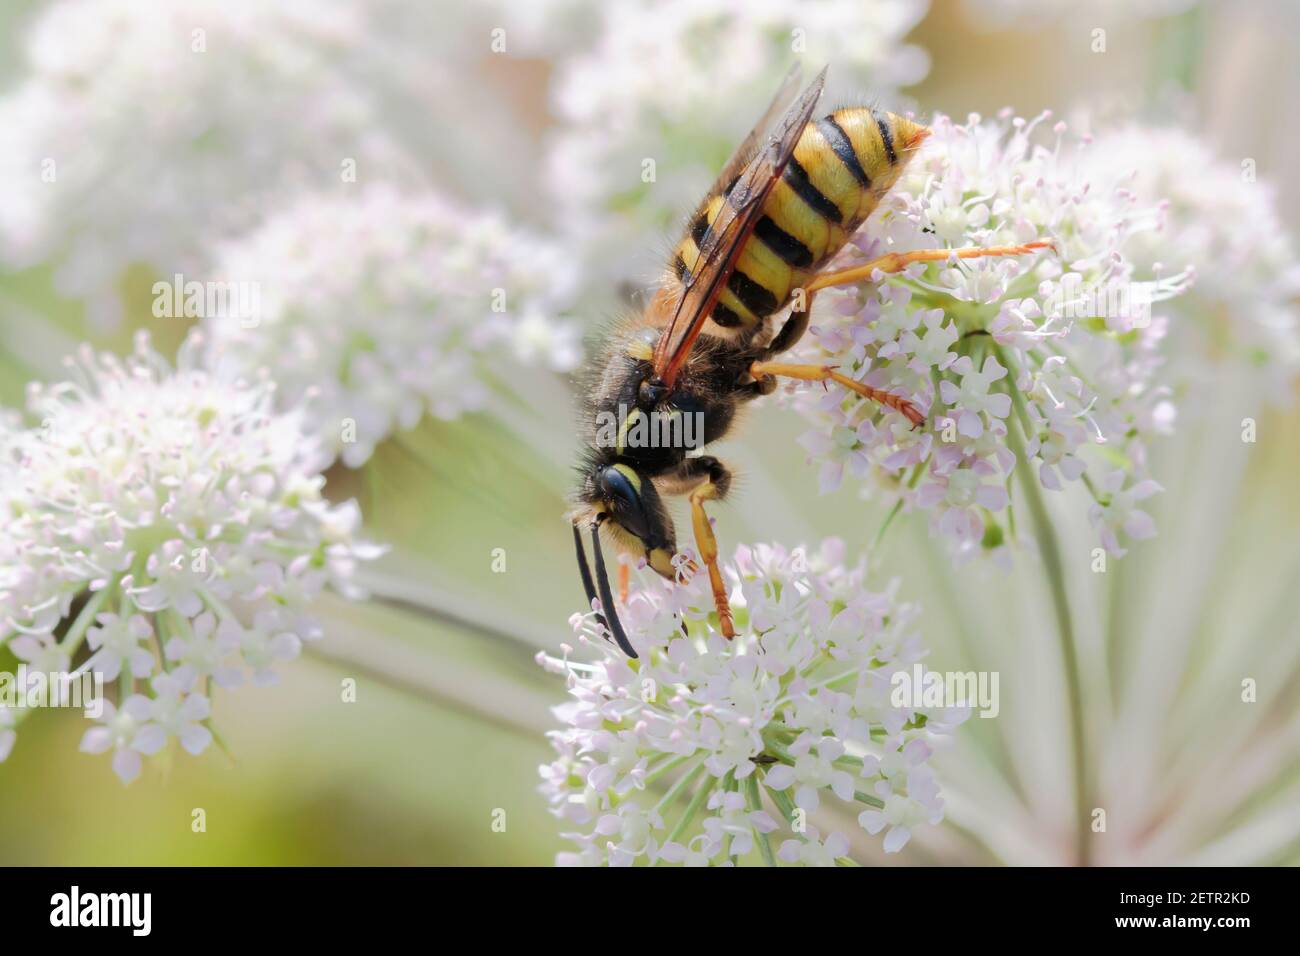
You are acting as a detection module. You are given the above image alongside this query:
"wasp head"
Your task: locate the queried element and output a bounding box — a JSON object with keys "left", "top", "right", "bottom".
{"left": 570, "top": 460, "right": 681, "bottom": 659}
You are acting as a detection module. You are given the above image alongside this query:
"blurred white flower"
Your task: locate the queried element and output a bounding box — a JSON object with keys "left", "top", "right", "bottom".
{"left": 789, "top": 110, "right": 1193, "bottom": 560}
{"left": 0, "top": 0, "right": 438, "bottom": 327}
{"left": 541, "top": 0, "right": 930, "bottom": 284}
{"left": 202, "top": 184, "right": 581, "bottom": 468}
{"left": 538, "top": 540, "right": 965, "bottom": 866}
{"left": 0, "top": 331, "right": 381, "bottom": 782}
{"left": 490, "top": 0, "right": 601, "bottom": 55}
{"left": 964, "top": 0, "right": 1196, "bottom": 26}
{"left": 1081, "top": 125, "right": 1300, "bottom": 400}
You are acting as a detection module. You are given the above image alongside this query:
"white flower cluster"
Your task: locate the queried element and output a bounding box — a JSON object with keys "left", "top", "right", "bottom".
{"left": 202, "top": 185, "right": 581, "bottom": 468}
{"left": 0, "top": 0, "right": 431, "bottom": 326}
{"left": 0, "top": 332, "right": 380, "bottom": 783}
{"left": 791, "top": 111, "right": 1191, "bottom": 560}
{"left": 538, "top": 540, "right": 965, "bottom": 866}
{"left": 540, "top": 0, "right": 930, "bottom": 283}
{"left": 964, "top": 0, "right": 1196, "bottom": 26}
{"left": 1081, "top": 125, "right": 1300, "bottom": 399}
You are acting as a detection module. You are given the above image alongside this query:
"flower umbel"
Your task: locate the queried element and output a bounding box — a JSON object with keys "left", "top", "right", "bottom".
{"left": 1081, "top": 124, "right": 1300, "bottom": 400}
{"left": 0, "top": 332, "right": 381, "bottom": 782}
{"left": 790, "top": 110, "right": 1192, "bottom": 560}
{"left": 538, "top": 540, "right": 966, "bottom": 866}
{"left": 203, "top": 185, "right": 581, "bottom": 468}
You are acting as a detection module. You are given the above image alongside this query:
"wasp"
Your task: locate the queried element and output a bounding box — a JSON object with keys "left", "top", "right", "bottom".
{"left": 571, "top": 67, "right": 1051, "bottom": 657}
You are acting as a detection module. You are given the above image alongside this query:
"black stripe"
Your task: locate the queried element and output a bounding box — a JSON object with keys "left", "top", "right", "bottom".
{"left": 818, "top": 117, "right": 870, "bottom": 187}
{"left": 690, "top": 211, "right": 710, "bottom": 248}
{"left": 782, "top": 157, "right": 842, "bottom": 224}
{"left": 710, "top": 303, "right": 745, "bottom": 328}
{"left": 875, "top": 111, "right": 896, "bottom": 166}
{"left": 727, "top": 269, "right": 778, "bottom": 318}
{"left": 754, "top": 215, "right": 813, "bottom": 268}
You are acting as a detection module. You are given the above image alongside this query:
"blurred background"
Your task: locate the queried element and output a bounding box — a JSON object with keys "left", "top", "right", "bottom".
{"left": 1, "top": 0, "right": 1297, "bottom": 865}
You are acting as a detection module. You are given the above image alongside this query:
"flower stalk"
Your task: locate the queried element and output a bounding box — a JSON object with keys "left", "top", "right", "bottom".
{"left": 998, "top": 345, "right": 1091, "bottom": 865}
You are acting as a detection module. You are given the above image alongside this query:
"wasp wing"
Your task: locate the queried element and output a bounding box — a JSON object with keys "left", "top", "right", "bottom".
{"left": 701, "top": 62, "right": 803, "bottom": 211}
{"left": 651, "top": 66, "right": 826, "bottom": 387}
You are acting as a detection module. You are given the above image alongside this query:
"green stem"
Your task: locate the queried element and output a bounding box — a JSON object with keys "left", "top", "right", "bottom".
{"left": 854, "top": 789, "right": 886, "bottom": 810}
{"left": 719, "top": 771, "right": 737, "bottom": 860}
{"left": 872, "top": 497, "right": 905, "bottom": 554}
{"left": 644, "top": 752, "right": 694, "bottom": 786}
{"left": 657, "top": 768, "right": 716, "bottom": 862}
{"left": 767, "top": 784, "right": 797, "bottom": 823}
{"left": 652, "top": 760, "right": 705, "bottom": 818}
{"left": 208, "top": 723, "right": 238, "bottom": 766}
{"left": 996, "top": 345, "right": 1091, "bottom": 866}
{"left": 59, "top": 582, "right": 115, "bottom": 656}
{"left": 744, "top": 775, "right": 777, "bottom": 866}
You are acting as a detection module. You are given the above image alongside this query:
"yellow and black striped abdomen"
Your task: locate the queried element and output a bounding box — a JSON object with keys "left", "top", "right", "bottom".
{"left": 672, "top": 107, "right": 927, "bottom": 332}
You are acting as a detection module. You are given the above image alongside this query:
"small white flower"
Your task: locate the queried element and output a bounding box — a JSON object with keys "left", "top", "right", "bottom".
{"left": 777, "top": 828, "right": 851, "bottom": 867}
{"left": 84, "top": 613, "right": 155, "bottom": 683}
{"left": 764, "top": 735, "right": 856, "bottom": 813}
{"left": 131, "top": 674, "right": 213, "bottom": 758}
{"left": 131, "top": 541, "right": 210, "bottom": 618}
{"left": 1088, "top": 471, "right": 1162, "bottom": 558}
{"left": 164, "top": 611, "right": 243, "bottom": 689}
{"left": 78, "top": 698, "right": 150, "bottom": 785}
{"left": 701, "top": 790, "right": 778, "bottom": 859}
{"left": 658, "top": 834, "right": 721, "bottom": 867}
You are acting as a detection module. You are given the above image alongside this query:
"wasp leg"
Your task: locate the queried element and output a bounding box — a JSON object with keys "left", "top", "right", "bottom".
{"left": 763, "top": 289, "right": 817, "bottom": 357}
{"left": 618, "top": 560, "right": 630, "bottom": 604}
{"left": 738, "top": 375, "right": 779, "bottom": 401}
{"left": 738, "top": 291, "right": 820, "bottom": 402}
{"left": 671, "top": 456, "right": 736, "bottom": 639}
{"left": 806, "top": 240, "right": 1054, "bottom": 292}
{"left": 749, "top": 359, "right": 926, "bottom": 428}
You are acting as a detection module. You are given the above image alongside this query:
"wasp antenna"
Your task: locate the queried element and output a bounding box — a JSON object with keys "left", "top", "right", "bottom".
{"left": 590, "top": 518, "right": 638, "bottom": 659}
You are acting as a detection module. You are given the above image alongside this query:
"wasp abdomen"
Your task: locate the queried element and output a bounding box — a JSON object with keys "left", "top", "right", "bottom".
{"left": 672, "top": 108, "right": 926, "bottom": 332}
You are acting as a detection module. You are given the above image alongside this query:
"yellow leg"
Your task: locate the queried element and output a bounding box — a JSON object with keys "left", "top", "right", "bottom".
{"left": 750, "top": 359, "right": 926, "bottom": 428}
{"left": 806, "top": 240, "right": 1053, "bottom": 292}
{"left": 689, "top": 484, "right": 735, "bottom": 639}
{"left": 618, "top": 560, "right": 630, "bottom": 604}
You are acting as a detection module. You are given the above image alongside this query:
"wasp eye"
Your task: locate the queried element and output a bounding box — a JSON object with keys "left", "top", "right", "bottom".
{"left": 598, "top": 465, "right": 650, "bottom": 540}
{"left": 600, "top": 464, "right": 638, "bottom": 507}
